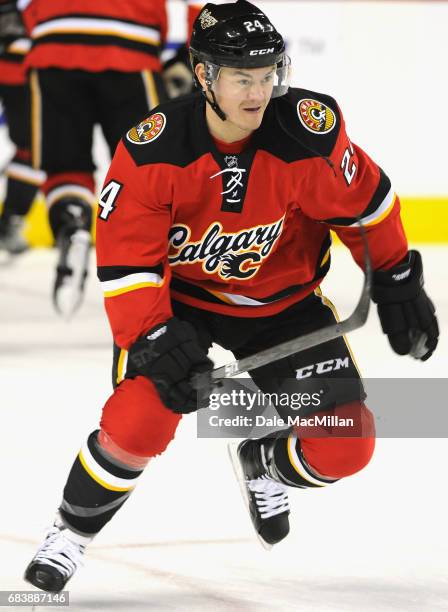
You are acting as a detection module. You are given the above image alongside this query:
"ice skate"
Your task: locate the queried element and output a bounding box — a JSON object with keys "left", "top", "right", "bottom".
{"left": 228, "top": 439, "right": 290, "bottom": 550}
{"left": 0, "top": 215, "right": 28, "bottom": 255}
{"left": 24, "top": 515, "right": 90, "bottom": 592}
{"left": 53, "top": 228, "right": 90, "bottom": 318}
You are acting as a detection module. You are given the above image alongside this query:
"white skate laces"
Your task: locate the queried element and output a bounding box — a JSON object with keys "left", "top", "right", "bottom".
{"left": 228, "top": 440, "right": 291, "bottom": 549}
{"left": 33, "top": 524, "right": 86, "bottom": 579}
{"left": 54, "top": 229, "right": 90, "bottom": 318}
{"left": 247, "top": 475, "right": 289, "bottom": 519}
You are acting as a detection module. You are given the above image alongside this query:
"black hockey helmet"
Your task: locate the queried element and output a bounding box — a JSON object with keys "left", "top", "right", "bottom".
{"left": 190, "top": 0, "right": 290, "bottom": 119}
{"left": 190, "top": 0, "right": 285, "bottom": 69}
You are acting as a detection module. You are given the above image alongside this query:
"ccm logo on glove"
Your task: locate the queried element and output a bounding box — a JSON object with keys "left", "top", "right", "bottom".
{"left": 372, "top": 250, "right": 439, "bottom": 361}
{"left": 126, "top": 317, "right": 213, "bottom": 413}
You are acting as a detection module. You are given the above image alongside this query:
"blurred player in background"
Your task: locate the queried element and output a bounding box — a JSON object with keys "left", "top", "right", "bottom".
{"left": 18, "top": 0, "right": 170, "bottom": 317}
{"left": 0, "top": 1, "right": 44, "bottom": 255}
{"left": 24, "top": 0, "right": 438, "bottom": 594}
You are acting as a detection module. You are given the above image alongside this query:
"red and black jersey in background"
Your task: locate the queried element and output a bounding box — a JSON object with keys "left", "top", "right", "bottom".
{"left": 20, "top": 0, "right": 168, "bottom": 72}
{"left": 0, "top": 1, "right": 43, "bottom": 212}
{"left": 96, "top": 88, "right": 408, "bottom": 349}
{"left": 17, "top": 0, "right": 220, "bottom": 74}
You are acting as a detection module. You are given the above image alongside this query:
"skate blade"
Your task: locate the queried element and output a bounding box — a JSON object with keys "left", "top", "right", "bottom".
{"left": 54, "top": 233, "right": 90, "bottom": 319}
{"left": 53, "top": 284, "right": 84, "bottom": 319}
{"left": 227, "top": 442, "right": 273, "bottom": 551}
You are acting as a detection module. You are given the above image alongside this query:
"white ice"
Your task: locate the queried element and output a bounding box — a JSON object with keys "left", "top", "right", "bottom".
{"left": 0, "top": 245, "right": 447, "bottom": 611}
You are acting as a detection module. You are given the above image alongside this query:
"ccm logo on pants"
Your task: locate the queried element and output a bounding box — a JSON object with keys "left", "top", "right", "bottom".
{"left": 296, "top": 357, "right": 349, "bottom": 379}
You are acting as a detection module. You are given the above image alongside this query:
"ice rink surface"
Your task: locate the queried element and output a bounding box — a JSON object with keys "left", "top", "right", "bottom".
{"left": 0, "top": 245, "right": 447, "bottom": 611}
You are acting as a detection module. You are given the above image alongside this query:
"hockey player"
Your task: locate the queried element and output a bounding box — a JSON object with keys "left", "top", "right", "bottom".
{"left": 0, "top": 1, "right": 44, "bottom": 254}
{"left": 24, "top": 0, "right": 438, "bottom": 592}
{"left": 20, "top": 0, "right": 170, "bottom": 316}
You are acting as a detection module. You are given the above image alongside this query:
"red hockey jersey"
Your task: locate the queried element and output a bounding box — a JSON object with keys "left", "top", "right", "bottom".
{"left": 96, "top": 88, "right": 408, "bottom": 349}
{"left": 21, "top": 0, "right": 168, "bottom": 72}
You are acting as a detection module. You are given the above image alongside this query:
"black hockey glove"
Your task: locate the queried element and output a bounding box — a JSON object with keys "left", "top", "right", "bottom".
{"left": 0, "top": 2, "right": 26, "bottom": 52}
{"left": 372, "top": 250, "right": 439, "bottom": 361}
{"left": 162, "top": 45, "right": 194, "bottom": 99}
{"left": 126, "top": 317, "right": 213, "bottom": 413}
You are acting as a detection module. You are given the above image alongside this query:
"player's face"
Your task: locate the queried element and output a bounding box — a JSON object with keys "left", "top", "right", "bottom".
{"left": 212, "top": 65, "right": 276, "bottom": 134}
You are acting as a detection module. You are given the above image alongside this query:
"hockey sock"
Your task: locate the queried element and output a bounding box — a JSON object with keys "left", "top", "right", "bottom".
{"left": 48, "top": 196, "right": 93, "bottom": 239}
{"left": 270, "top": 429, "right": 339, "bottom": 488}
{"left": 59, "top": 430, "right": 145, "bottom": 537}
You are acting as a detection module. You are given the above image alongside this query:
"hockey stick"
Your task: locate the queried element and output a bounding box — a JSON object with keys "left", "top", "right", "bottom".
{"left": 194, "top": 221, "right": 372, "bottom": 387}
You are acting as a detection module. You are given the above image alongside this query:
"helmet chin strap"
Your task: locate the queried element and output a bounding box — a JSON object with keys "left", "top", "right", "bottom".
{"left": 202, "top": 87, "right": 227, "bottom": 122}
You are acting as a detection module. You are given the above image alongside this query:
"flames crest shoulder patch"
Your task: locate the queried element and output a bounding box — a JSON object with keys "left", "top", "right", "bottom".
{"left": 126, "top": 112, "right": 166, "bottom": 145}
{"left": 297, "top": 98, "right": 336, "bottom": 135}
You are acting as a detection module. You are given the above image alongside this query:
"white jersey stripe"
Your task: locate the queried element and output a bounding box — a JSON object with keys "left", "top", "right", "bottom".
{"left": 218, "top": 293, "right": 268, "bottom": 306}
{"left": 101, "top": 272, "right": 163, "bottom": 294}
{"left": 349, "top": 187, "right": 396, "bottom": 228}
{"left": 32, "top": 18, "right": 161, "bottom": 45}
{"left": 7, "top": 38, "right": 32, "bottom": 54}
{"left": 207, "top": 289, "right": 285, "bottom": 307}
{"left": 6, "top": 163, "right": 45, "bottom": 185}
